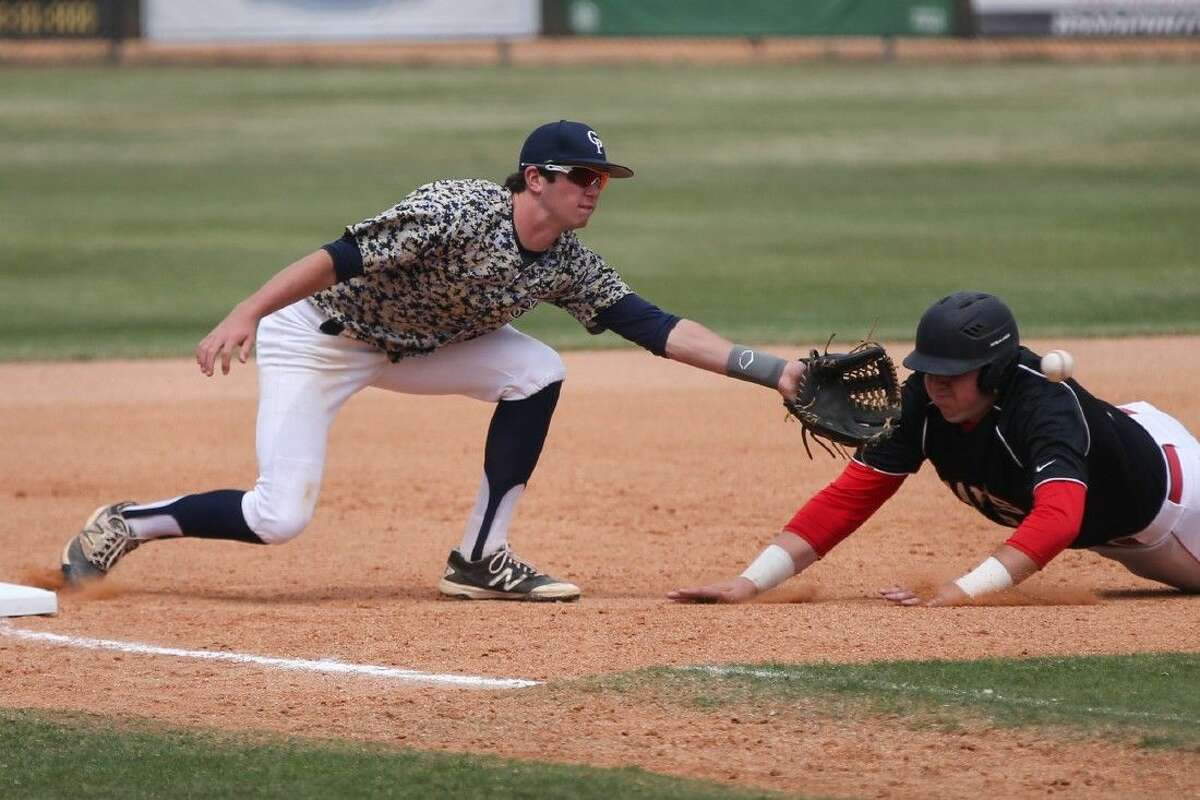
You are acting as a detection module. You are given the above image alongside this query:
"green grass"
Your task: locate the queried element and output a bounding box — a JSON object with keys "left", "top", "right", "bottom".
{"left": 626, "top": 653, "right": 1200, "bottom": 748}
{"left": 6, "top": 655, "right": 1197, "bottom": 797}
{"left": 1, "top": 63, "right": 1199, "bottom": 359}
{"left": 0, "top": 708, "right": 794, "bottom": 800}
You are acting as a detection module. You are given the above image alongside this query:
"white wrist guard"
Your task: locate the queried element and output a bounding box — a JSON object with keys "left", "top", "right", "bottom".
{"left": 953, "top": 556, "right": 1013, "bottom": 598}
{"left": 739, "top": 544, "right": 796, "bottom": 593}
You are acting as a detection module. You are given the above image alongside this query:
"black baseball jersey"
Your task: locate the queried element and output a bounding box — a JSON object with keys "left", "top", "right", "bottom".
{"left": 857, "top": 348, "right": 1166, "bottom": 547}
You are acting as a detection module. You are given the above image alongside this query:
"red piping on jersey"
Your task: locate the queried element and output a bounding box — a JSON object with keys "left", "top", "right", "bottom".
{"left": 1164, "top": 444, "right": 1182, "bottom": 504}
{"left": 1004, "top": 481, "right": 1086, "bottom": 568}
{"left": 783, "top": 461, "right": 905, "bottom": 557}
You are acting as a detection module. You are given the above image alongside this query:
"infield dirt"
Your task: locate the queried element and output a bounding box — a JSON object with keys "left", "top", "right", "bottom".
{"left": 3, "top": 337, "right": 1198, "bottom": 798}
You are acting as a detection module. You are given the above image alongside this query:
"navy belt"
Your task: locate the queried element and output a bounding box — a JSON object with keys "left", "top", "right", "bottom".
{"left": 319, "top": 319, "right": 345, "bottom": 336}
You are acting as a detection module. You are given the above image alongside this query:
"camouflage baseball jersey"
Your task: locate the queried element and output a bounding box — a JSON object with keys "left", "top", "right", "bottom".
{"left": 310, "top": 179, "right": 632, "bottom": 361}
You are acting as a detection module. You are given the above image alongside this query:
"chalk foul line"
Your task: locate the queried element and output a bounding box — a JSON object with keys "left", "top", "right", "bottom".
{"left": 0, "top": 623, "right": 539, "bottom": 690}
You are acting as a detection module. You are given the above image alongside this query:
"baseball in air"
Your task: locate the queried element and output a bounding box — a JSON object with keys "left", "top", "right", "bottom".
{"left": 1041, "top": 349, "right": 1075, "bottom": 383}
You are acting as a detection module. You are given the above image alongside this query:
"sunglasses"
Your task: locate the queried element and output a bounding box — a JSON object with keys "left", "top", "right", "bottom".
{"left": 536, "top": 164, "right": 609, "bottom": 191}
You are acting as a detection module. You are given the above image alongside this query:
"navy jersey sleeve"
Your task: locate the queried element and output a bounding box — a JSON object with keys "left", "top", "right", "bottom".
{"left": 855, "top": 373, "right": 927, "bottom": 475}
{"left": 1009, "top": 381, "right": 1090, "bottom": 491}
{"left": 591, "top": 293, "right": 681, "bottom": 357}
{"left": 321, "top": 233, "right": 363, "bottom": 283}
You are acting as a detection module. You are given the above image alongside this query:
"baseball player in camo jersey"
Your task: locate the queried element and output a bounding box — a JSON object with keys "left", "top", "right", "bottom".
{"left": 61, "top": 120, "right": 806, "bottom": 601}
{"left": 671, "top": 292, "right": 1200, "bottom": 606}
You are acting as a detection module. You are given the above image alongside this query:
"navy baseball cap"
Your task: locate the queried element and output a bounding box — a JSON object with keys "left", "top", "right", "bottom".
{"left": 518, "top": 120, "right": 634, "bottom": 178}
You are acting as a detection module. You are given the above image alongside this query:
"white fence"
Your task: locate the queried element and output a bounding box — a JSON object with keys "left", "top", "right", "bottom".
{"left": 144, "top": 0, "right": 539, "bottom": 42}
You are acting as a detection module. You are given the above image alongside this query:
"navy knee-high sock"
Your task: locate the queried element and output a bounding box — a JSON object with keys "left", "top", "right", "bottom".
{"left": 122, "top": 490, "right": 264, "bottom": 544}
{"left": 462, "top": 380, "right": 562, "bottom": 562}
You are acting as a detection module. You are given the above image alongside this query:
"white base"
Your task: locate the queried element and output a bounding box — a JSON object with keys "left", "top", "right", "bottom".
{"left": 0, "top": 582, "right": 58, "bottom": 617}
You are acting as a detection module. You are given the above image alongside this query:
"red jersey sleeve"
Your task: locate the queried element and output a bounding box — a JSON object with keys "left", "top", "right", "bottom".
{"left": 1004, "top": 480, "right": 1086, "bottom": 568}
{"left": 784, "top": 460, "right": 906, "bottom": 557}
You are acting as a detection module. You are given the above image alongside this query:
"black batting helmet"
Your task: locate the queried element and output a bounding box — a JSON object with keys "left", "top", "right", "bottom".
{"left": 903, "top": 292, "right": 1019, "bottom": 389}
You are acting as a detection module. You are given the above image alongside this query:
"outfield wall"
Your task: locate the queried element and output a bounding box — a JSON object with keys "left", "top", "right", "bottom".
{"left": 0, "top": 0, "right": 138, "bottom": 39}
{"left": 142, "top": 0, "right": 539, "bottom": 42}
{"left": 556, "top": 0, "right": 959, "bottom": 37}
{"left": 974, "top": 0, "right": 1200, "bottom": 36}
{"left": 2, "top": 0, "right": 1197, "bottom": 42}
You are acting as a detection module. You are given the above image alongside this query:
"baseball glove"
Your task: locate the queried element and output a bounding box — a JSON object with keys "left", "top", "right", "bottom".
{"left": 784, "top": 341, "right": 902, "bottom": 458}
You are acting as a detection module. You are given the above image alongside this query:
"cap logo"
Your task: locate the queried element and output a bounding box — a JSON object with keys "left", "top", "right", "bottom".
{"left": 586, "top": 130, "right": 603, "bottom": 155}
{"left": 989, "top": 332, "right": 1012, "bottom": 348}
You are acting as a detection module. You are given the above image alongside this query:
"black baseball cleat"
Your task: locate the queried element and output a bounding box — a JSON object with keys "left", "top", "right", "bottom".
{"left": 438, "top": 546, "right": 581, "bottom": 602}
{"left": 61, "top": 502, "right": 142, "bottom": 586}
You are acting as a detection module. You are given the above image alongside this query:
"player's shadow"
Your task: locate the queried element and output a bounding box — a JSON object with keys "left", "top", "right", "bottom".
{"left": 1096, "top": 587, "right": 1199, "bottom": 600}
{"left": 127, "top": 584, "right": 437, "bottom": 604}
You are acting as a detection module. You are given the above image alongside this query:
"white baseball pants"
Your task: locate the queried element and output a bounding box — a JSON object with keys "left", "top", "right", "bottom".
{"left": 1089, "top": 402, "right": 1200, "bottom": 591}
{"left": 241, "top": 299, "right": 565, "bottom": 544}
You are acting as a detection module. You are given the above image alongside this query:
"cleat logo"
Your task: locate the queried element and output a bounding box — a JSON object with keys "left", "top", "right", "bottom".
{"left": 489, "top": 568, "right": 526, "bottom": 592}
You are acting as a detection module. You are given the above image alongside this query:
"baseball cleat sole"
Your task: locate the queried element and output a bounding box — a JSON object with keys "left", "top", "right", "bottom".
{"left": 61, "top": 505, "right": 115, "bottom": 585}
{"left": 437, "top": 578, "right": 581, "bottom": 602}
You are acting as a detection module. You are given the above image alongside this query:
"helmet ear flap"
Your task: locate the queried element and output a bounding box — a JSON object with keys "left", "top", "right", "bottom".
{"left": 976, "top": 352, "right": 1015, "bottom": 393}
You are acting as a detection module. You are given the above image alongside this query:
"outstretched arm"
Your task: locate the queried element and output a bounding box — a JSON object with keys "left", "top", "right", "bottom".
{"left": 880, "top": 544, "right": 1039, "bottom": 607}
{"left": 196, "top": 249, "right": 337, "bottom": 376}
{"left": 669, "top": 461, "right": 906, "bottom": 603}
{"left": 664, "top": 319, "right": 805, "bottom": 398}
{"left": 880, "top": 481, "right": 1086, "bottom": 606}
{"left": 668, "top": 532, "right": 818, "bottom": 603}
